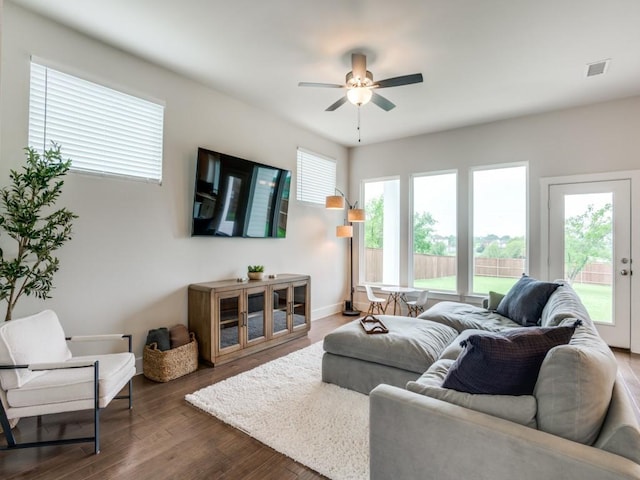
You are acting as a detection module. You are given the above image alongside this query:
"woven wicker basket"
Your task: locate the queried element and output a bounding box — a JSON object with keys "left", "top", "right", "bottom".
{"left": 143, "top": 332, "right": 198, "bottom": 382}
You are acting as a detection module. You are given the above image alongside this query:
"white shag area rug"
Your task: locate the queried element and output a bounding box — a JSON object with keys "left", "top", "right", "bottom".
{"left": 185, "top": 342, "right": 369, "bottom": 480}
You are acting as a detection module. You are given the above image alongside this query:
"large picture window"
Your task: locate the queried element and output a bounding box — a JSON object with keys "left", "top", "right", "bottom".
{"left": 412, "top": 172, "right": 457, "bottom": 291}
{"left": 471, "top": 165, "right": 527, "bottom": 294}
{"left": 362, "top": 178, "right": 400, "bottom": 285}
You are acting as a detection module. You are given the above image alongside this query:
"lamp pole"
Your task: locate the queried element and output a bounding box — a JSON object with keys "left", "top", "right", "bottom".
{"left": 344, "top": 233, "right": 360, "bottom": 316}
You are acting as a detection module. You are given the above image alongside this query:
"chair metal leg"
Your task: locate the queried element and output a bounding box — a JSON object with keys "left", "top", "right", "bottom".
{"left": 94, "top": 361, "right": 100, "bottom": 454}
{"left": 115, "top": 335, "right": 134, "bottom": 409}
{"left": 0, "top": 401, "right": 17, "bottom": 448}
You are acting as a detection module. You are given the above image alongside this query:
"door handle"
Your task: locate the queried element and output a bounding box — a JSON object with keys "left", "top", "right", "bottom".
{"left": 620, "top": 269, "right": 630, "bottom": 276}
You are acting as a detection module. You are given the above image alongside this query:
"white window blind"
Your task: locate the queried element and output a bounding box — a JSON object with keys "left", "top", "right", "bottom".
{"left": 28, "top": 61, "right": 164, "bottom": 183}
{"left": 296, "top": 148, "right": 336, "bottom": 204}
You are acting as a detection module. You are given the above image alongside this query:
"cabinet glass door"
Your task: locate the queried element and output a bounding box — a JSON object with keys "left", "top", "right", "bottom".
{"left": 246, "top": 289, "right": 266, "bottom": 343}
{"left": 292, "top": 283, "right": 308, "bottom": 330}
{"left": 218, "top": 294, "right": 241, "bottom": 351}
{"left": 272, "top": 286, "right": 290, "bottom": 335}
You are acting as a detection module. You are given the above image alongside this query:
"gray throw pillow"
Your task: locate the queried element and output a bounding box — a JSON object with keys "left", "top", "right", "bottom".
{"left": 145, "top": 327, "right": 171, "bottom": 351}
{"left": 441, "top": 322, "right": 579, "bottom": 395}
{"left": 497, "top": 275, "right": 560, "bottom": 326}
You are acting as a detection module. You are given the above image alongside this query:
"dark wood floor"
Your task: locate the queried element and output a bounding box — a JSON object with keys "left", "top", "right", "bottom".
{"left": 1, "top": 314, "right": 640, "bottom": 480}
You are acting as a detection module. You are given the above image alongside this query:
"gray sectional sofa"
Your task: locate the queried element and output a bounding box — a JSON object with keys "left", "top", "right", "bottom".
{"left": 322, "top": 282, "right": 640, "bottom": 479}
{"left": 367, "top": 283, "right": 640, "bottom": 479}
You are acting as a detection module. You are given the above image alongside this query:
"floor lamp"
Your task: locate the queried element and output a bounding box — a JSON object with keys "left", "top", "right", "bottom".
{"left": 326, "top": 190, "right": 365, "bottom": 316}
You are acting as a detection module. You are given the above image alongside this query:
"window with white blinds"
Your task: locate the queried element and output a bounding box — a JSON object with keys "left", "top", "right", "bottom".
{"left": 28, "top": 61, "right": 164, "bottom": 183}
{"left": 296, "top": 148, "right": 336, "bottom": 204}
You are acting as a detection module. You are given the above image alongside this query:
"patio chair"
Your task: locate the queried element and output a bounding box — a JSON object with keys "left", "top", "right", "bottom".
{"left": 0, "top": 310, "right": 135, "bottom": 454}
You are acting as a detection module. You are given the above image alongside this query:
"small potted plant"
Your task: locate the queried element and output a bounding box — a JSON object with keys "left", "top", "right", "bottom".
{"left": 247, "top": 265, "right": 265, "bottom": 280}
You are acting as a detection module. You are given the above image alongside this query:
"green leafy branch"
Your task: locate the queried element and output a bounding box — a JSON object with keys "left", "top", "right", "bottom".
{"left": 0, "top": 145, "right": 78, "bottom": 320}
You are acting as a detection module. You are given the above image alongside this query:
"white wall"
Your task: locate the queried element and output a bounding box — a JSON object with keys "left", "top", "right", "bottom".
{"left": 350, "top": 95, "right": 640, "bottom": 349}
{"left": 0, "top": 3, "right": 349, "bottom": 362}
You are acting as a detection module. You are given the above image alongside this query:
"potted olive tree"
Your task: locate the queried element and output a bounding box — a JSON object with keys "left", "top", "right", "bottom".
{"left": 0, "top": 145, "right": 77, "bottom": 321}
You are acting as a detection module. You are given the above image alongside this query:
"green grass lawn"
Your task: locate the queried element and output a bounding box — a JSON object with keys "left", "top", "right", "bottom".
{"left": 415, "top": 276, "right": 612, "bottom": 322}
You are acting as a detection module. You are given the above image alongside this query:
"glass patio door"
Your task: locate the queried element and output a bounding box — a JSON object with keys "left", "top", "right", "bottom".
{"left": 548, "top": 180, "right": 631, "bottom": 348}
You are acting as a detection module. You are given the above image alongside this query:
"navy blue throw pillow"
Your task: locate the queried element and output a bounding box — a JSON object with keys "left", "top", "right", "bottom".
{"left": 496, "top": 275, "right": 561, "bottom": 326}
{"left": 441, "top": 321, "right": 580, "bottom": 395}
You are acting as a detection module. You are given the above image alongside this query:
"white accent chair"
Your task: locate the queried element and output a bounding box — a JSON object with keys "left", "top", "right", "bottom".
{"left": 0, "top": 310, "right": 135, "bottom": 454}
{"left": 406, "top": 290, "right": 429, "bottom": 317}
{"left": 365, "top": 285, "right": 387, "bottom": 315}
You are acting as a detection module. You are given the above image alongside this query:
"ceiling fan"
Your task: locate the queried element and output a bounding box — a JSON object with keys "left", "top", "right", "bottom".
{"left": 298, "top": 53, "right": 423, "bottom": 112}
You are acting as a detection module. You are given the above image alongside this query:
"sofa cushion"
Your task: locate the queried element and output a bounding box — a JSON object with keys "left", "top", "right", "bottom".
{"left": 6, "top": 352, "right": 135, "bottom": 409}
{"left": 534, "top": 318, "right": 617, "bottom": 445}
{"left": 323, "top": 316, "right": 458, "bottom": 374}
{"left": 407, "top": 359, "right": 537, "bottom": 428}
{"left": 0, "top": 310, "right": 72, "bottom": 390}
{"left": 496, "top": 276, "right": 561, "bottom": 326}
{"left": 442, "top": 323, "right": 578, "bottom": 395}
{"left": 418, "top": 301, "right": 520, "bottom": 333}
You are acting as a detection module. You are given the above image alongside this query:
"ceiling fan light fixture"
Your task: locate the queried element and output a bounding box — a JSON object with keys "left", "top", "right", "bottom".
{"left": 347, "top": 87, "right": 373, "bottom": 106}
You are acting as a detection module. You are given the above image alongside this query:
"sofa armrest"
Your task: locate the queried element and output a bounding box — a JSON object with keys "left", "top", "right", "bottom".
{"left": 370, "top": 384, "right": 640, "bottom": 480}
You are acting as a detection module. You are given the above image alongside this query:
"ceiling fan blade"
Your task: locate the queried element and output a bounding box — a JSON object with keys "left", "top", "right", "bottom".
{"left": 298, "top": 82, "right": 344, "bottom": 88}
{"left": 351, "top": 53, "right": 367, "bottom": 81}
{"left": 325, "top": 96, "right": 348, "bottom": 111}
{"left": 374, "top": 73, "right": 423, "bottom": 89}
{"left": 371, "top": 92, "right": 396, "bottom": 111}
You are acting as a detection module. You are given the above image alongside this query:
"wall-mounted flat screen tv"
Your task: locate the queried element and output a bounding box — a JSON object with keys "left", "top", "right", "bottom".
{"left": 191, "top": 147, "right": 291, "bottom": 237}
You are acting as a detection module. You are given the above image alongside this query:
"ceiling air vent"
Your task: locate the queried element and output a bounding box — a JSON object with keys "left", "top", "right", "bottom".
{"left": 586, "top": 59, "right": 610, "bottom": 77}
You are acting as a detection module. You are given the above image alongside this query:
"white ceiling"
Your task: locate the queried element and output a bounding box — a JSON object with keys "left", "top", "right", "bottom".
{"left": 10, "top": 0, "right": 640, "bottom": 147}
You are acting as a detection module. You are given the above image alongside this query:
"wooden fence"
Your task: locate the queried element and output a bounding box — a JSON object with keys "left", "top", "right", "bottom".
{"left": 364, "top": 249, "right": 612, "bottom": 285}
{"left": 474, "top": 257, "right": 525, "bottom": 279}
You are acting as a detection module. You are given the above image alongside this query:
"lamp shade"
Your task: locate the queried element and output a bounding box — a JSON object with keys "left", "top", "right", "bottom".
{"left": 336, "top": 225, "right": 353, "bottom": 238}
{"left": 325, "top": 195, "right": 345, "bottom": 209}
{"left": 347, "top": 87, "right": 373, "bottom": 106}
{"left": 347, "top": 208, "right": 365, "bottom": 222}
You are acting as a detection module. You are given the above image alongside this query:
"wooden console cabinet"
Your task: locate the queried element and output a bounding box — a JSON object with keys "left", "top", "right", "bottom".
{"left": 188, "top": 274, "right": 310, "bottom": 365}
